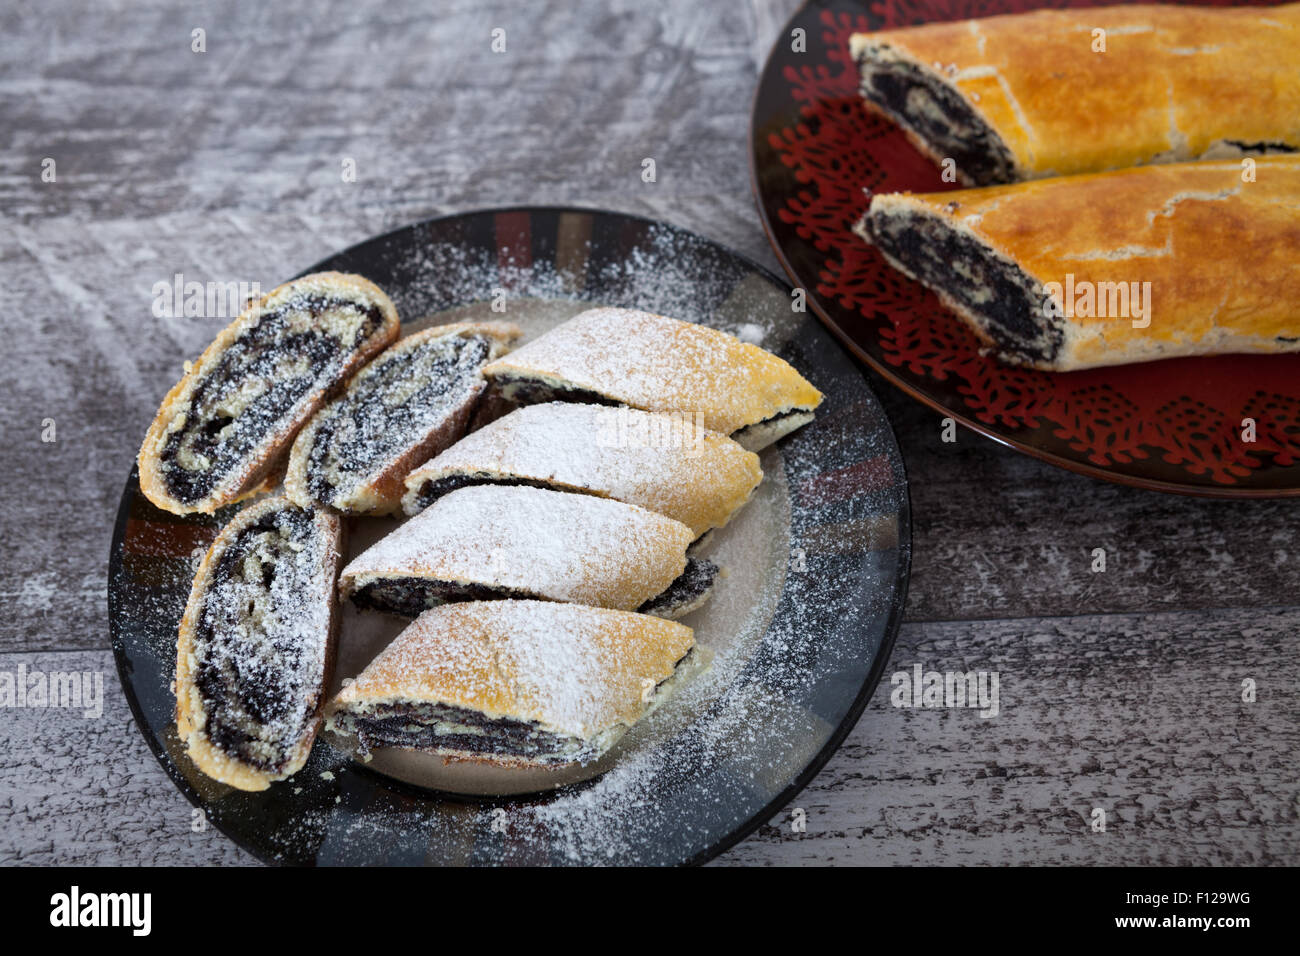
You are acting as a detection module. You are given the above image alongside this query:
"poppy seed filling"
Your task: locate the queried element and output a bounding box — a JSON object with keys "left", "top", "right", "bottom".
{"left": 193, "top": 508, "right": 325, "bottom": 772}
{"left": 490, "top": 373, "right": 621, "bottom": 409}
{"left": 349, "top": 556, "right": 718, "bottom": 619}
{"left": 330, "top": 702, "right": 580, "bottom": 761}
{"left": 350, "top": 578, "right": 537, "bottom": 617}
{"left": 304, "top": 334, "right": 492, "bottom": 506}
{"left": 491, "top": 374, "right": 808, "bottom": 444}
{"left": 638, "top": 556, "right": 718, "bottom": 618}
{"left": 864, "top": 208, "right": 1063, "bottom": 365}
{"left": 855, "top": 50, "right": 1016, "bottom": 186}
{"left": 405, "top": 471, "right": 549, "bottom": 515}
{"left": 329, "top": 648, "right": 694, "bottom": 763}
{"left": 159, "top": 295, "right": 385, "bottom": 504}
{"left": 729, "top": 410, "right": 810, "bottom": 447}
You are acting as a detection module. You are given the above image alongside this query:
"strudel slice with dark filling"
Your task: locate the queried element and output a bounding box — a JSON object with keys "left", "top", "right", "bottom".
{"left": 856, "top": 157, "right": 1300, "bottom": 371}
{"left": 175, "top": 496, "right": 342, "bottom": 791}
{"left": 324, "top": 600, "right": 695, "bottom": 767}
{"left": 400, "top": 401, "right": 762, "bottom": 538}
{"left": 340, "top": 484, "right": 716, "bottom": 620}
{"left": 285, "top": 321, "right": 519, "bottom": 515}
{"left": 851, "top": 3, "right": 1300, "bottom": 186}
{"left": 482, "top": 308, "right": 823, "bottom": 450}
{"left": 139, "top": 272, "right": 400, "bottom": 515}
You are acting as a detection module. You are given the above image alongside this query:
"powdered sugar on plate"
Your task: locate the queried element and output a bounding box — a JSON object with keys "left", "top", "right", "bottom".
{"left": 110, "top": 209, "right": 909, "bottom": 865}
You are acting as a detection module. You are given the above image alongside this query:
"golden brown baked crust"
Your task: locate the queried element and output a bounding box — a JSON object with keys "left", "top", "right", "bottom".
{"left": 481, "top": 307, "right": 823, "bottom": 446}
{"left": 284, "top": 321, "right": 519, "bottom": 515}
{"left": 323, "top": 600, "right": 695, "bottom": 768}
{"left": 400, "top": 401, "right": 763, "bottom": 536}
{"left": 175, "top": 496, "right": 342, "bottom": 792}
{"left": 855, "top": 157, "right": 1300, "bottom": 371}
{"left": 850, "top": 4, "right": 1300, "bottom": 185}
{"left": 340, "top": 483, "right": 695, "bottom": 613}
{"left": 138, "top": 272, "right": 400, "bottom": 515}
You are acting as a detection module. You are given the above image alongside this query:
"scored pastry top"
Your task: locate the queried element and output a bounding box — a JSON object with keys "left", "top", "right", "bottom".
{"left": 864, "top": 156, "right": 1300, "bottom": 368}
{"left": 850, "top": 3, "right": 1300, "bottom": 182}
{"left": 401, "top": 401, "right": 763, "bottom": 536}
{"left": 340, "top": 483, "right": 694, "bottom": 611}
{"left": 327, "top": 600, "right": 695, "bottom": 744}
{"left": 482, "top": 307, "right": 823, "bottom": 436}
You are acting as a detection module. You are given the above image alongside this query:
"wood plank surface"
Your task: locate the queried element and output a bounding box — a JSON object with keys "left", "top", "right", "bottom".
{"left": 1, "top": 0, "right": 1295, "bottom": 865}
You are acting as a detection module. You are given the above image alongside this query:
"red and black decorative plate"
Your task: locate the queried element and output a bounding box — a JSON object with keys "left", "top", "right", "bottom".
{"left": 751, "top": 0, "right": 1300, "bottom": 496}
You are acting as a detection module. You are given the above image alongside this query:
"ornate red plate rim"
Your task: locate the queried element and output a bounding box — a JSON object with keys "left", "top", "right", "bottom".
{"left": 748, "top": 0, "right": 1300, "bottom": 498}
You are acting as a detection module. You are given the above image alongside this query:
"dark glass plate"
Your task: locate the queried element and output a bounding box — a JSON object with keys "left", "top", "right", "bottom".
{"left": 751, "top": 0, "right": 1300, "bottom": 497}
{"left": 108, "top": 206, "right": 911, "bottom": 865}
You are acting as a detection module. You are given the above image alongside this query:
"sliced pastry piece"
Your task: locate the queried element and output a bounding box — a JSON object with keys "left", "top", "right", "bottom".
{"left": 324, "top": 600, "right": 695, "bottom": 767}
{"left": 400, "top": 401, "right": 763, "bottom": 537}
{"left": 856, "top": 157, "right": 1300, "bottom": 371}
{"left": 285, "top": 321, "right": 519, "bottom": 515}
{"left": 482, "top": 307, "right": 823, "bottom": 450}
{"left": 139, "top": 272, "right": 400, "bottom": 514}
{"left": 175, "top": 496, "right": 342, "bottom": 791}
{"left": 340, "top": 484, "right": 716, "bottom": 620}
{"left": 851, "top": 3, "right": 1300, "bottom": 186}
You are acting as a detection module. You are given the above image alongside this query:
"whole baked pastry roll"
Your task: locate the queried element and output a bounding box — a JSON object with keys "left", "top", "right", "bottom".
{"left": 482, "top": 307, "right": 823, "bottom": 450}
{"left": 284, "top": 321, "right": 519, "bottom": 515}
{"left": 851, "top": 3, "right": 1300, "bottom": 186}
{"left": 175, "top": 496, "right": 342, "bottom": 791}
{"left": 856, "top": 157, "right": 1300, "bottom": 371}
{"left": 139, "top": 272, "right": 400, "bottom": 515}
{"left": 400, "top": 401, "right": 763, "bottom": 537}
{"left": 340, "top": 484, "right": 716, "bottom": 620}
{"left": 324, "top": 600, "right": 696, "bottom": 768}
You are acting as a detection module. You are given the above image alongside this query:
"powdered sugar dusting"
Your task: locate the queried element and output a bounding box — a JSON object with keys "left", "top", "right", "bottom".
{"left": 185, "top": 499, "right": 336, "bottom": 772}
{"left": 483, "top": 307, "right": 822, "bottom": 436}
{"left": 312, "top": 222, "right": 904, "bottom": 861}
{"left": 336, "top": 601, "right": 693, "bottom": 742}
{"left": 405, "top": 401, "right": 761, "bottom": 536}
{"left": 141, "top": 273, "right": 397, "bottom": 512}
{"left": 342, "top": 484, "right": 693, "bottom": 610}
{"left": 113, "top": 212, "right": 908, "bottom": 864}
{"left": 287, "top": 322, "right": 516, "bottom": 512}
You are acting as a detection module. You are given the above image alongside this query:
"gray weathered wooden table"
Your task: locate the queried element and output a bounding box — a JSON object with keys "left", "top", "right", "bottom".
{"left": 2, "top": 0, "right": 1295, "bottom": 866}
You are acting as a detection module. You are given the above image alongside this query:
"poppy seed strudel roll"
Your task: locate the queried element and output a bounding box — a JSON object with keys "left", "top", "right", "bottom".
{"left": 285, "top": 321, "right": 520, "bottom": 515}
{"left": 851, "top": 3, "right": 1300, "bottom": 186}
{"left": 855, "top": 157, "right": 1300, "bottom": 371}
{"left": 324, "top": 600, "right": 695, "bottom": 768}
{"left": 401, "top": 401, "right": 763, "bottom": 537}
{"left": 175, "top": 496, "right": 342, "bottom": 791}
{"left": 482, "top": 307, "right": 823, "bottom": 450}
{"left": 139, "top": 272, "right": 400, "bottom": 514}
{"left": 340, "top": 484, "right": 716, "bottom": 620}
